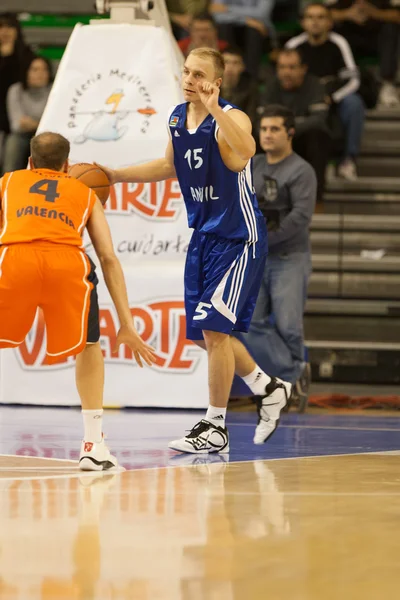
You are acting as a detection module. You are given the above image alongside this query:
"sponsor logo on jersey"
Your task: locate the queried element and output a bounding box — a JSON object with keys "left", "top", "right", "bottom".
{"left": 190, "top": 185, "right": 219, "bottom": 203}
{"left": 169, "top": 116, "right": 179, "bottom": 127}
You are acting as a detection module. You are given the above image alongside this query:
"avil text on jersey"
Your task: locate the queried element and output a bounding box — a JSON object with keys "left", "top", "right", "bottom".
{"left": 190, "top": 186, "right": 219, "bottom": 203}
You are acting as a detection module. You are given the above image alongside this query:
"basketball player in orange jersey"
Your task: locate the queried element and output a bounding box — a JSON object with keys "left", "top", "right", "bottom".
{"left": 0, "top": 131, "right": 155, "bottom": 471}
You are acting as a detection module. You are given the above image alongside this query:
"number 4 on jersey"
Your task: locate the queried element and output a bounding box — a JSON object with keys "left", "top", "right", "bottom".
{"left": 29, "top": 179, "right": 60, "bottom": 203}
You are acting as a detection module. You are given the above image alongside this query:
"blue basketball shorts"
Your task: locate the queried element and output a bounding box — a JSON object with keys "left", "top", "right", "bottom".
{"left": 184, "top": 231, "right": 267, "bottom": 341}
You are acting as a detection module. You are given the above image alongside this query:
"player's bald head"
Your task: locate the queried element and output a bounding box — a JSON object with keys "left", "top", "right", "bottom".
{"left": 30, "top": 132, "right": 70, "bottom": 171}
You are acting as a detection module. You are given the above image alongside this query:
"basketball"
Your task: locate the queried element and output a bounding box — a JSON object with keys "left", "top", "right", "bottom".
{"left": 68, "top": 163, "right": 110, "bottom": 205}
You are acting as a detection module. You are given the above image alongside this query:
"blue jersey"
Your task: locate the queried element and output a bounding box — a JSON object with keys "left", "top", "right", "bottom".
{"left": 168, "top": 99, "right": 266, "bottom": 247}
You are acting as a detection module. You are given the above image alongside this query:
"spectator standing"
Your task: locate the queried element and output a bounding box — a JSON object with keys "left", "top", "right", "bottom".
{"left": 210, "top": 0, "right": 274, "bottom": 78}
{"left": 286, "top": 3, "right": 365, "bottom": 180}
{"left": 259, "top": 49, "right": 330, "bottom": 204}
{"left": 244, "top": 105, "right": 315, "bottom": 406}
{"left": 3, "top": 56, "right": 52, "bottom": 173}
{"left": 324, "top": 0, "right": 400, "bottom": 107}
{"left": 221, "top": 46, "right": 259, "bottom": 122}
{"left": 0, "top": 13, "right": 34, "bottom": 170}
{"left": 178, "top": 13, "right": 228, "bottom": 56}
{"left": 167, "top": 0, "right": 210, "bottom": 40}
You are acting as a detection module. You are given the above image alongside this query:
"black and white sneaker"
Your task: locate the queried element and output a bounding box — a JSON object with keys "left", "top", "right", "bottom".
{"left": 168, "top": 419, "right": 229, "bottom": 454}
{"left": 253, "top": 377, "right": 292, "bottom": 444}
{"left": 79, "top": 437, "right": 120, "bottom": 471}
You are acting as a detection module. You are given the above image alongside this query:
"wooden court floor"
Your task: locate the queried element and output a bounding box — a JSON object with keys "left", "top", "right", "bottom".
{"left": 1, "top": 451, "right": 400, "bottom": 599}
{"left": 0, "top": 454, "right": 400, "bottom": 600}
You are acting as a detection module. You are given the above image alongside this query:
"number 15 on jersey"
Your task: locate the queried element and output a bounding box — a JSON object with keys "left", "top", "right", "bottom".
{"left": 184, "top": 148, "right": 203, "bottom": 171}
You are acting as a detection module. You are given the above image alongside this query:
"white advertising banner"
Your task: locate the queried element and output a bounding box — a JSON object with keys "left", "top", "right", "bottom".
{"left": 0, "top": 23, "right": 209, "bottom": 408}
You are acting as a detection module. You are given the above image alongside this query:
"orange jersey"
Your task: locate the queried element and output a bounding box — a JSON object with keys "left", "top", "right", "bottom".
{"left": 0, "top": 168, "right": 97, "bottom": 247}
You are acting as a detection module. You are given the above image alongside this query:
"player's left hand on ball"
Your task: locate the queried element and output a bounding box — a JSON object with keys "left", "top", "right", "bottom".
{"left": 114, "top": 325, "right": 156, "bottom": 367}
{"left": 196, "top": 82, "right": 220, "bottom": 110}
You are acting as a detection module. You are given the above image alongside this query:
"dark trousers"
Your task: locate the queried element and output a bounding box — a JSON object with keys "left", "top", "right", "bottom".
{"left": 217, "top": 23, "right": 266, "bottom": 78}
{"left": 336, "top": 22, "right": 400, "bottom": 82}
{"left": 293, "top": 128, "right": 331, "bottom": 204}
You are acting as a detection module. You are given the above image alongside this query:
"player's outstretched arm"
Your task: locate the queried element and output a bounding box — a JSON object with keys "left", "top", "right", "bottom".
{"left": 86, "top": 200, "right": 156, "bottom": 367}
{"left": 96, "top": 139, "right": 176, "bottom": 184}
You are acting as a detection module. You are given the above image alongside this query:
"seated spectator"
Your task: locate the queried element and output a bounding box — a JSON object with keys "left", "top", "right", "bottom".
{"left": 324, "top": 0, "right": 400, "bottom": 107}
{"left": 3, "top": 56, "right": 52, "bottom": 173}
{"left": 167, "top": 0, "right": 210, "bottom": 40}
{"left": 210, "top": 0, "right": 274, "bottom": 78}
{"left": 259, "top": 49, "right": 330, "bottom": 203}
{"left": 243, "top": 105, "right": 315, "bottom": 405}
{"left": 286, "top": 3, "right": 365, "bottom": 180}
{"left": 221, "top": 46, "right": 258, "bottom": 121}
{"left": 178, "top": 13, "right": 228, "bottom": 56}
{"left": 0, "top": 13, "right": 34, "bottom": 172}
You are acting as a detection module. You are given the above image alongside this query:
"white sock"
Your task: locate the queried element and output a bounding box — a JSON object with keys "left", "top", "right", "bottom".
{"left": 205, "top": 405, "right": 227, "bottom": 428}
{"left": 82, "top": 409, "right": 103, "bottom": 443}
{"left": 242, "top": 366, "right": 271, "bottom": 396}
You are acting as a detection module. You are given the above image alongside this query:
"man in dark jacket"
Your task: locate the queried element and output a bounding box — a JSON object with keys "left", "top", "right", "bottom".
{"left": 221, "top": 46, "right": 258, "bottom": 122}
{"left": 286, "top": 3, "right": 365, "bottom": 180}
{"left": 259, "top": 49, "right": 330, "bottom": 203}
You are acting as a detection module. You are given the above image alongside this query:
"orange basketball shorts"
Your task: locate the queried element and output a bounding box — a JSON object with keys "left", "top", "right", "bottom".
{"left": 0, "top": 243, "right": 94, "bottom": 363}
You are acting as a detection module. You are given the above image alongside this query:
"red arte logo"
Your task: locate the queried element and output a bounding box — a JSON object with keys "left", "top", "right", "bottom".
{"left": 68, "top": 69, "right": 156, "bottom": 141}
{"left": 105, "top": 180, "right": 183, "bottom": 221}
{"left": 16, "top": 301, "right": 201, "bottom": 373}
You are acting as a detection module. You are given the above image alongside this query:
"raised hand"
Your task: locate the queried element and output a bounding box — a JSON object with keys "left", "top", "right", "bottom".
{"left": 196, "top": 81, "right": 220, "bottom": 112}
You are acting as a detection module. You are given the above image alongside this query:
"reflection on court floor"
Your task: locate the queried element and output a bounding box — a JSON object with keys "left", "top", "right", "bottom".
{"left": 1, "top": 406, "right": 400, "bottom": 468}
{"left": 0, "top": 406, "right": 399, "bottom": 599}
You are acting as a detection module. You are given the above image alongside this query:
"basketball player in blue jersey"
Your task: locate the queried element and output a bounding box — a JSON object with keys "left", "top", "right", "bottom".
{"left": 101, "top": 48, "right": 292, "bottom": 453}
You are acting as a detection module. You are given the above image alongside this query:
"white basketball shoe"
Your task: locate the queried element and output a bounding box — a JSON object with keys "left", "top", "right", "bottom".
{"left": 79, "top": 437, "right": 119, "bottom": 471}
{"left": 253, "top": 377, "right": 292, "bottom": 444}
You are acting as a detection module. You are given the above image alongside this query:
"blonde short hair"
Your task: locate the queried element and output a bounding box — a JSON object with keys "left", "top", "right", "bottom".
{"left": 188, "top": 47, "right": 225, "bottom": 79}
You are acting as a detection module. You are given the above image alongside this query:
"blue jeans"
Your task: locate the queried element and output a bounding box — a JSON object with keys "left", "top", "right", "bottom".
{"left": 240, "top": 251, "right": 312, "bottom": 384}
{"left": 337, "top": 93, "right": 365, "bottom": 159}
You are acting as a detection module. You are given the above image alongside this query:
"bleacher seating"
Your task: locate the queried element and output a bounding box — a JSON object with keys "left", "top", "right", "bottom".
{"left": 306, "top": 109, "right": 400, "bottom": 385}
